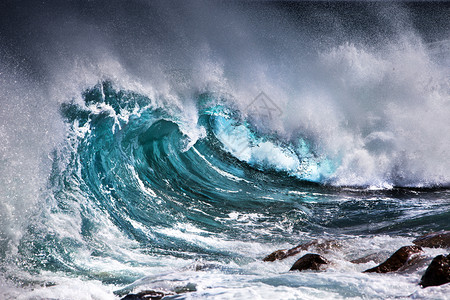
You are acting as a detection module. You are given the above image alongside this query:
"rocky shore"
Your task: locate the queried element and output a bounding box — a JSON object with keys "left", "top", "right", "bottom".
{"left": 120, "top": 231, "right": 450, "bottom": 300}
{"left": 263, "top": 231, "right": 450, "bottom": 289}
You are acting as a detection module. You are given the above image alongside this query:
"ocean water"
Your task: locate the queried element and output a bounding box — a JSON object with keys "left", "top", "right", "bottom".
{"left": 0, "top": 1, "right": 449, "bottom": 299}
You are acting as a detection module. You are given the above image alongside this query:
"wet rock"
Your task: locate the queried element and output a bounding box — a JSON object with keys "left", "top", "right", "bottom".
{"left": 263, "top": 239, "right": 339, "bottom": 262}
{"left": 290, "top": 253, "right": 328, "bottom": 271}
{"left": 120, "top": 290, "right": 171, "bottom": 300}
{"left": 364, "top": 245, "right": 423, "bottom": 273}
{"left": 263, "top": 249, "right": 291, "bottom": 262}
{"left": 413, "top": 231, "right": 450, "bottom": 248}
{"left": 420, "top": 254, "right": 450, "bottom": 288}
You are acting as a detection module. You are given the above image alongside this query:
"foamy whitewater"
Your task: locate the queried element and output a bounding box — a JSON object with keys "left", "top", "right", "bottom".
{"left": 0, "top": 1, "right": 449, "bottom": 299}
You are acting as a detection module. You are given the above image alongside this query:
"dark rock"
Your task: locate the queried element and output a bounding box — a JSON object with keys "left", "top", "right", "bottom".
{"left": 263, "top": 239, "right": 340, "bottom": 262}
{"left": 120, "top": 290, "right": 171, "bottom": 300}
{"left": 364, "top": 245, "right": 423, "bottom": 273}
{"left": 413, "top": 231, "right": 450, "bottom": 249}
{"left": 263, "top": 249, "right": 291, "bottom": 262}
{"left": 420, "top": 254, "right": 450, "bottom": 288}
{"left": 290, "top": 253, "right": 329, "bottom": 271}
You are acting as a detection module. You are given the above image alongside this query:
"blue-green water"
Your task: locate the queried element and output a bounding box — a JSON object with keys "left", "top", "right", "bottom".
{"left": 4, "top": 82, "right": 448, "bottom": 298}
{"left": 0, "top": 1, "right": 449, "bottom": 299}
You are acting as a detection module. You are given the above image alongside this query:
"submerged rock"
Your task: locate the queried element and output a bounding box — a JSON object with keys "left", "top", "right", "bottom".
{"left": 420, "top": 254, "right": 450, "bottom": 288}
{"left": 364, "top": 245, "right": 423, "bottom": 273}
{"left": 413, "top": 231, "right": 450, "bottom": 249}
{"left": 262, "top": 249, "right": 290, "bottom": 262}
{"left": 120, "top": 290, "right": 172, "bottom": 300}
{"left": 290, "top": 253, "right": 329, "bottom": 271}
{"left": 350, "top": 253, "right": 385, "bottom": 264}
{"left": 263, "top": 239, "right": 339, "bottom": 262}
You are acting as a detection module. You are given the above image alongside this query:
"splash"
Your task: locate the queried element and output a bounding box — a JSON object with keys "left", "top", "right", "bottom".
{"left": 0, "top": 1, "right": 449, "bottom": 299}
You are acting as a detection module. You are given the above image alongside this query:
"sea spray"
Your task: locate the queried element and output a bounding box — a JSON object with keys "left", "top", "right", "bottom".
{"left": 0, "top": 1, "right": 449, "bottom": 299}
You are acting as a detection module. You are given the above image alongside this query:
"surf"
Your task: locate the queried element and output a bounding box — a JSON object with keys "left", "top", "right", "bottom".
{"left": 0, "top": 1, "right": 449, "bottom": 299}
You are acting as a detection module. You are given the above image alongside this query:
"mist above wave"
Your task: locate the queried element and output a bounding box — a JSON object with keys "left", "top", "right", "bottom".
{"left": 0, "top": 0, "right": 449, "bottom": 271}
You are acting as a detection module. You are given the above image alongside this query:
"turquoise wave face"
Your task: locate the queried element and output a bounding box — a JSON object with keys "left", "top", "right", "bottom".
{"left": 202, "top": 104, "right": 337, "bottom": 183}
{"left": 14, "top": 82, "right": 450, "bottom": 290}
{"left": 16, "top": 82, "right": 319, "bottom": 281}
